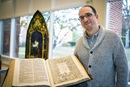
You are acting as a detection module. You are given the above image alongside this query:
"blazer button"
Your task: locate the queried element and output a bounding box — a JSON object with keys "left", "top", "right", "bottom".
{"left": 89, "top": 65, "right": 91, "bottom": 68}
{"left": 90, "top": 51, "right": 93, "bottom": 54}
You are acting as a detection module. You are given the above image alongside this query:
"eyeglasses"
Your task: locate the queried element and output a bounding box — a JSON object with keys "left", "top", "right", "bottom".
{"left": 78, "top": 13, "right": 93, "bottom": 21}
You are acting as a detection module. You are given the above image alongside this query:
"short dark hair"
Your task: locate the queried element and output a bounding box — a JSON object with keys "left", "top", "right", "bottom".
{"left": 82, "top": 5, "right": 97, "bottom": 15}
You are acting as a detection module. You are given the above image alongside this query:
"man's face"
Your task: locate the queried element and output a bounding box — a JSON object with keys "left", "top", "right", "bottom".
{"left": 79, "top": 7, "right": 98, "bottom": 31}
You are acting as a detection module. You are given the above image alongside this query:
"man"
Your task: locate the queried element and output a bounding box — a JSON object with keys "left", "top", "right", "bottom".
{"left": 74, "top": 5, "right": 128, "bottom": 87}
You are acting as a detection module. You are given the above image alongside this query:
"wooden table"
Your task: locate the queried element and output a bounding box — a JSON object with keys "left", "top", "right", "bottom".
{"left": 2, "top": 60, "right": 15, "bottom": 87}
{"left": 0, "top": 69, "right": 8, "bottom": 87}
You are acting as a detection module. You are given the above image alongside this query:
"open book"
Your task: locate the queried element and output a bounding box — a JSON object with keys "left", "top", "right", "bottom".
{"left": 12, "top": 55, "right": 92, "bottom": 87}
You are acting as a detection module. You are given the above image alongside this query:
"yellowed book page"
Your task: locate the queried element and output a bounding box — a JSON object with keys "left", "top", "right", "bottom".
{"left": 46, "top": 55, "right": 91, "bottom": 87}
{"left": 12, "top": 59, "right": 50, "bottom": 87}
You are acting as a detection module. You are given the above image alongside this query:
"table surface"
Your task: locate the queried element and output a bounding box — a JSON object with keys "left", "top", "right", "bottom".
{"left": 1, "top": 60, "right": 15, "bottom": 87}
{"left": 0, "top": 69, "right": 8, "bottom": 87}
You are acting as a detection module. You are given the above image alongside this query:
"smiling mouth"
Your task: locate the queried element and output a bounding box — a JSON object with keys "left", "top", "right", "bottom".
{"left": 85, "top": 22, "right": 90, "bottom": 25}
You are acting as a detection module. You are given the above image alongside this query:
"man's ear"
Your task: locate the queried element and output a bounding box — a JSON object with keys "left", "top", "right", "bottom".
{"left": 96, "top": 15, "right": 98, "bottom": 19}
